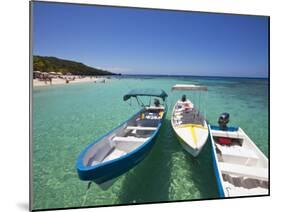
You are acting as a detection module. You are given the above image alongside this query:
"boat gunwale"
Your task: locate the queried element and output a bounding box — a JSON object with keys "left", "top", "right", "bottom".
{"left": 76, "top": 106, "right": 166, "bottom": 172}
{"left": 239, "top": 128, "right": 268, "bottom": 163}
{"left": 208, "top": 124, "right": 226, "bottom": 198}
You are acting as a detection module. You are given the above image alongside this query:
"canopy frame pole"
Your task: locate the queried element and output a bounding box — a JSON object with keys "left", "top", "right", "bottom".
{"left": 125, "top": 97, "right": 133, "bottom": 107}
{"left": 135, "top": 96, "right": 145, "bottom": 107}
{"left": 198, "top": 91, "right": 201, "bottom": 117}
{"left": 135, "top": 97, "right": 141, "bottom": 107}
{"left": 205, "top": 90, "right": 208, "bottom": 121}
{"left": 139, "top": 97, "right": 145, "bottom": 107}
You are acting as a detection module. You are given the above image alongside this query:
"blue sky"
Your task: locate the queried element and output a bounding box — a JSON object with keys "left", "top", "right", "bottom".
{"left": 33, "top": 2, "right": 269, "bottom": 77}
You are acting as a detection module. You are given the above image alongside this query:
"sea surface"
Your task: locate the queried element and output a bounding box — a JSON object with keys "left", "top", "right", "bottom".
{"left": 32, "top": 76, "right": 269, "bottom": 210}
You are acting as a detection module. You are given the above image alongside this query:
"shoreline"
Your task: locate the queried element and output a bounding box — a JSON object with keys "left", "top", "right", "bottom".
{"left": 33, "top": 76, "right": 108, "bottom": 87}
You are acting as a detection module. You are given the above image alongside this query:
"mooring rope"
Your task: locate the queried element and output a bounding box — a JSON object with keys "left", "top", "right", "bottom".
{"left": 81, "top": 182, "right": 92, "bottom": 206}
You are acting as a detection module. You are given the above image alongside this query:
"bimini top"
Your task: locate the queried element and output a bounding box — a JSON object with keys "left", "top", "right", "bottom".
{"left": 172, "top": 84, "right": 208, "bottom": 91}
{"left": 123, "top": 88, "right": 168, "bottom": 101}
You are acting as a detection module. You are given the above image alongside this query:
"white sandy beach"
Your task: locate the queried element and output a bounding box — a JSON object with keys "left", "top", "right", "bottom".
{"left": 33, "top": 76, "right": 108, "bottom": 87}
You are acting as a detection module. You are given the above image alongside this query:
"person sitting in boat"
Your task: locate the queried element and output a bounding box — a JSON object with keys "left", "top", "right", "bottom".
{"left": 183, "top": 102, "right": 193, "bottom": 112}
{"left": 154, "top": 98, "right": 160, "bottom": 107}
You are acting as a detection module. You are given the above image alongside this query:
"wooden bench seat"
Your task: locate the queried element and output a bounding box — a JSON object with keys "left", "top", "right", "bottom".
{"left": 218, "top": 162, "right": 268, "bottom": 181}
{"left": 218, "top": 145, "right": 259, "bottom": 160}
{"left": 126, "top": 126, "right": 157, "bottom": 131}
{"left": 113, "top": 136, "right": 147, "bottom": 143}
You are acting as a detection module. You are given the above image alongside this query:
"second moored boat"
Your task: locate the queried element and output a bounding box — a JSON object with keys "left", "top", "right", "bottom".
{"left": 209, "top": 113, "right": 268, "bottom": 197}
{"left": 171, "top": 84, "right": 209, "bottom": 157}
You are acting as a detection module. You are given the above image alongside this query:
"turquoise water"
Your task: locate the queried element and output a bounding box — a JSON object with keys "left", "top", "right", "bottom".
{"left": 32, "top": 76, "right": 268, "bottom": 210}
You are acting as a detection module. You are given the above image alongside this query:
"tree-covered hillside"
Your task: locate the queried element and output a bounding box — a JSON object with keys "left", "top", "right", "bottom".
{"left": 33, "top": 56, "right": 117, "bottom": 75}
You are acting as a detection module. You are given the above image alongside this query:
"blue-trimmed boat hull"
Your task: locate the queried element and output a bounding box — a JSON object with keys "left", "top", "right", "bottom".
{"left": 208, "top": 124, "right": 225, "bottom": 198}
{"left": 209, "top": 124, "right": 269, "bottom": 198}
{"left": 76, "top": 109, "right": 166, "bottom": 185}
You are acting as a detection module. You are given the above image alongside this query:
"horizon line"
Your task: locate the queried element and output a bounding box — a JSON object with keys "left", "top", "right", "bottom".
{"left": 122, "top": 73, "right": 269, "bottom": 79}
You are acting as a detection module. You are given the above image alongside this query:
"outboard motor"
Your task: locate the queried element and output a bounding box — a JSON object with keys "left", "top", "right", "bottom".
{"left": 218, "top": 113, "right": 229, "bottom": 130}
{"left": 181, "top": 94, "right": 186, "bottom": 102}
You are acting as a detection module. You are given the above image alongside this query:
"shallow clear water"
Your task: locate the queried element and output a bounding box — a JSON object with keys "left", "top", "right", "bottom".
{"left": 32, "top": 76, "right": 268, "bottom": 210}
